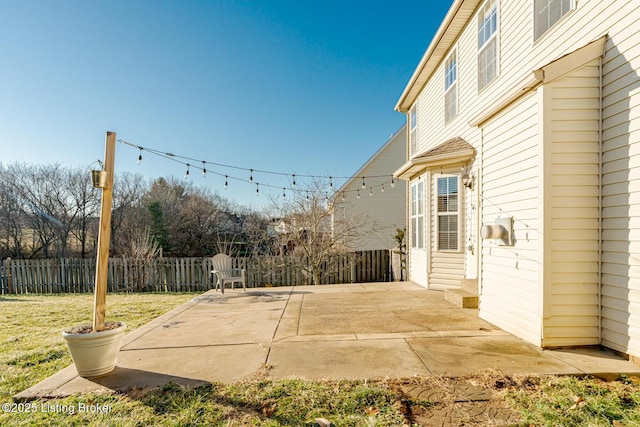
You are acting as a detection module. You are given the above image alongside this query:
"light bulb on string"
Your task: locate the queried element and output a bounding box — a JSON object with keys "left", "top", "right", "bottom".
{"left": 137, "top": 148, "right": 143, "bottom": 165}
{"left": 201, "top": 161, "right": 206, "bottom": 177}
{"left": 381, "top": 184, "right": 385, "bottom": 193}
{"left": 341, "top": 192, "right": 345, "bottom": 201}
{"left": 329, "top": 176, "right": 333, "bottom": 188}
{"left": 357, "top": 190, "right": 360, "bottom": 199}
{"left": 184, "top": 164, "right": 190, "bottom": 180}
{"left": 292, "top": 174, "right": 296, "bottom": 187}
{"left": 255, "top": 183, "right": 259, "bottom": 196}
{"left": 361, "top": 177, "right": 366, "bottom": 189}
{"left": 249, "top": 169, "right": 254, "bottom": 183}
{"left": 224, "top": 176, "right": 228, "bottom": 190}
{"left": 369, "top": 188, "right": 373, "bottom": 197}
{"left": 391, "top": 177, "right": 395, "bottom": 188}
{"left": 282, "top": 188, "right": 286, "bottom": 198}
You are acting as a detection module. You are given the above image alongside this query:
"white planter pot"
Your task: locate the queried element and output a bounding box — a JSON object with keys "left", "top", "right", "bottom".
{"left": 62, "top": 322, "right": 126, "bottom": 378}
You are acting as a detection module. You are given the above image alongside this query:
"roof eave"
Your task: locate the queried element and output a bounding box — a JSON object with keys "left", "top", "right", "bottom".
{"left": 394, "top": 149, "right": 475, "bottom": 180}
{"left": 395, "top": 0, "right": 481, "bottom": 113}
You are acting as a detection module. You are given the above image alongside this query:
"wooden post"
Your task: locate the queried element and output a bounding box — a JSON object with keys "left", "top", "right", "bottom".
{"left": 93, "top": 132, "right": 116, "bottom": 332}
{"left": 4, "top": 257, "right": 11, "bottom": 294}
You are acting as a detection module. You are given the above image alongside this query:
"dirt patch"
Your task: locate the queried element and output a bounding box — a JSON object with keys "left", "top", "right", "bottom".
{"left": 63, "top": 321, "right": 124, "bottom": 334}
{"left": 388, "top": 371, "right": 530, "bottom": 426}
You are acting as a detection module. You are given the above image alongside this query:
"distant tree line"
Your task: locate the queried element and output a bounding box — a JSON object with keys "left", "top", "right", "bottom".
{"left": 0, "top": 162, "right": 380, "bottom": 286}
{"left": 0, "top": 162, "right": 271, "bottom": 260}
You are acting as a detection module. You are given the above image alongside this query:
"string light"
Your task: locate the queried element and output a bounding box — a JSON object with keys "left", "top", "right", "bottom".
{"left": 255, "top": 183, "right": 259, "bottom": 196}
{"left": 119, "top": 139, "right": 400, "bottom": 201}
{"left": 282, "top": 187, "right": 286, "bottom": 198}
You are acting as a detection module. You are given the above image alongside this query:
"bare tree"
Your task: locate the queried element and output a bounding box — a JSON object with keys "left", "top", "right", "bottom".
{"left": 67, "top": 166, "right": 100, "bottom": 257}
{"left": 0, "top": 164, "right": 26, "bottom": 258}
{"left": 2, "top": 163, "right": 68, "bottom": 258}
{"left": 267, "top": 181, "right": 371, "bottom": 285}
{"left": 111, "top": 172, "right": 149, "bottom": 257}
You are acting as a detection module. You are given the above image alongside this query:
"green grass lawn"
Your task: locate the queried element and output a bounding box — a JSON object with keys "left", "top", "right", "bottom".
{"left": 1, "top": 292, "right": 639, "bottom": 426}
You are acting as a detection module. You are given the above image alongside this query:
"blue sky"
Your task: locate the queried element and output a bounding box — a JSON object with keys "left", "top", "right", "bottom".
{"left": 0, "top": 0, "right": 453, "bottom": 209}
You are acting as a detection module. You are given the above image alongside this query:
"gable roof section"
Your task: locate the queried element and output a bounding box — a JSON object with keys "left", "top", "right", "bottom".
{"left": 395, "top": 0, "right": 482, "bottom": 113}
{"left": 394, "top": 137, "right": 475, "bottom": 180}
{"left": 336, "top": 124, "right": 406, "bottom": 193}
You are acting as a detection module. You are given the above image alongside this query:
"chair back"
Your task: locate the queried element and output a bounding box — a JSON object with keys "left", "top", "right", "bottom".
{"left": 211, "top": 253, "right": 233, "bottom": 278}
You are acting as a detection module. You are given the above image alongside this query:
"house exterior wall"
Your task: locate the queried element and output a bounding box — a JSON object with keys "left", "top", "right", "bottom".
{"left": 397, "top": 0, "right": 640, "bottom": 356}
{"left": 480, "top": 92, "right": 541, "bottom": 345}
{"left": 333, "top": 126, "right": 407, "bottom": 252}
{"left": 542, "top": 59, "right": 602, "bottom": 347}
{"left": 600, "top": 8, "right": 640, "bottom": 356}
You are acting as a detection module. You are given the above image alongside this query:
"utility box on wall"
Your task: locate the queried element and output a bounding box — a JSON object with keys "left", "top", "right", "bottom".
{"left": 481, "top": 217, "right": 514, "bottom": 246}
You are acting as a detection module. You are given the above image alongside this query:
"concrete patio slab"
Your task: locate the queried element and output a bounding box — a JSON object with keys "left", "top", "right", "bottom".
{"left": 267, "top": 339, "right": 433, "bottom": 379}
{"left": 408, "top": 335, "right": 583, "bottom": 376}
{"left": 14, "top": 282, "right": 640, "bottom": 401}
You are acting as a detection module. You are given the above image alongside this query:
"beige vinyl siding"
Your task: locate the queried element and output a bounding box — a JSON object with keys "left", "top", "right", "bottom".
{"left": 542, "top": 60, "right": 601, "bottom": 347}
{"left": 480, "top": 93, "right": 542, "bottom": 346}
{"left": 600, "top": 18, "right": 640, "bottom": 356}
{"left": 401, "top": 0, "right": 640, "bottom": 354}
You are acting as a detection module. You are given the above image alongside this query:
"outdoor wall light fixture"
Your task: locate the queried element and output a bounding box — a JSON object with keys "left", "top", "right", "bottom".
{"left": 90, "top": 160, "right": 108, "bottom": 189}
{"left": 462, "top": 173, "right": 475, "bottom": 190}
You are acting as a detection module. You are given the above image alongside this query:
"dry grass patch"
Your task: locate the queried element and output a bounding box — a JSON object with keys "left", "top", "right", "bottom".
{"left": 0, "top": 292, "right": 196, "bottom": 400}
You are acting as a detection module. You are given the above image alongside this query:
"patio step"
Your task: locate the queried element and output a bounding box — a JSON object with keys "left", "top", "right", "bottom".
{"left": 445, "top": 279, "right": 478, "bottom": 309}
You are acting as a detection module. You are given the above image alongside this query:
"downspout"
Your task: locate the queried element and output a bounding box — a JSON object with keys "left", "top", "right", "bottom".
{"left": 477, "top": 127, "right": 484, "bottom": 306}
{"left": 598, "top": 57, "right": 603, "bottom": 344}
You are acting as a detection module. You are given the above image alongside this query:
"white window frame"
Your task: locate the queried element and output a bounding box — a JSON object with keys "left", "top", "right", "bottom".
{"left": 410, "top": 179, "right": 425, "bottom": 249}
{"left": 444, "top": 48, "right": 458, "bottom": 123}
{"left": 436, "top": 174, "right": 461, "bottom": 252}
{"left": 409, "top": 105, "right": 417, "bottom": 156}
{"left": 534, "top": 0, "right": 575, "bottom": 40}
{"left": 477, "top": 0, "right": 499, "bottom": 91}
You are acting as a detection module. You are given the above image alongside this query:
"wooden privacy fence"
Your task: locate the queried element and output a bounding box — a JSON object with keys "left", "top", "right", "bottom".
{"left": 0, "top": 250, "right": 391, "bottom": 294}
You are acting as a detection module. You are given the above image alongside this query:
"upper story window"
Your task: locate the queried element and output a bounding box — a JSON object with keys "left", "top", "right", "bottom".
{"left": 444, "top": 49, "right": 458, "bottom": 123}
{"left": 478, "top": 0, "right": 498, "bottom": 91}
{"left": 409, "top": 105, "right": 417, "bottom": 156}
{"left": 534, "top": 0, "right": 574, "bottom": 40}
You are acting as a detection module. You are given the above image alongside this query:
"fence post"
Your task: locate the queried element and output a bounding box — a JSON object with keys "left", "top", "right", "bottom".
{"left": 4, "top": 257, "right": 11, "bottom": 294}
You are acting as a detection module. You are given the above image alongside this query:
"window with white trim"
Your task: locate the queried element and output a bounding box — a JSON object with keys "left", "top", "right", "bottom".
{"left": 477, "top": 0, "right": 498, "bottom": 91}
{"left": 437, "top": 175, "right": 459, "bottom": 251}
{"left": 410, "top": 180, "right": 424, "bottom": 249}
{"left": 534, "top": 0, "right": 573, "bottom": 40}
{"left": 444, "top": 49, "right": 458, "bottom": 122}
{"left": 409, "top": 105, "right": 417, "bottom": 156}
